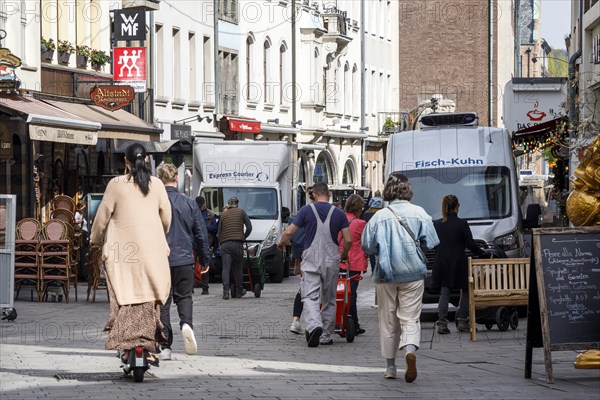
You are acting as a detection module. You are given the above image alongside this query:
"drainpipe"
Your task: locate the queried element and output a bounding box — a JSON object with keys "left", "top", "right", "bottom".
{"left": 213, "top": 0, "right": 220, "bottom": 116}
{"left": 514, "top": 0, "right": 521, "bottom": 77}
{"left": 568, "top": 0, "right": 583, "bottom": 133}
{"left": 360, "top": 0, "right": 366, "bottom": 187}
{"left": 488, "top": 0, "right": 493, "bottom": 126}
{"left": 291, "top": 0, "right": 297, "bottom": 124}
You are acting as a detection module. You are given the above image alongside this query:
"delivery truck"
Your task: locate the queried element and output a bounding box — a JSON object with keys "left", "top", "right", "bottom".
{"left": 193, "top": 140, "right": 297, "bottom": 283}
{"left": 385, "top": 112, "right": 526, "bottom": 303}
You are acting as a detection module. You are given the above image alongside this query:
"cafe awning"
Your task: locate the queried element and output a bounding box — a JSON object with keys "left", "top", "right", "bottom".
{"left": 0, "top": 94, "right": 100, "bottom": 145}
{"left": 512, "top": 116, "right": 568, "bottom": 153}
{"left": 45, "top": 100, "right": 162, "bottom": 141}
{"left": 220, "top": 116, "right": 261, "bottom": 133}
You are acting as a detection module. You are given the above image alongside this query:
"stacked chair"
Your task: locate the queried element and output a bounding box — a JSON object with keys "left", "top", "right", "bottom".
{"left": 14, "top": 218, "right": 42, "bottom": 302}
{"left": 86, "top": 244, "right": 107, "bottom": 302}
{"left": 39, "top": 219, "right": 76, "bottom": 303}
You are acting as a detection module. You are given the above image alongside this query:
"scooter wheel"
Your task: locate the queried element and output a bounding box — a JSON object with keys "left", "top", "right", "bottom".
{"left": 133, "top": 367, "right": 145, "bottom": 382}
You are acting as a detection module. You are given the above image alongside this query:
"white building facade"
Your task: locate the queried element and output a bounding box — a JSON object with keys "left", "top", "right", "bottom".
{"left": 152, "top": 0, "right": 399, "bottom": 203}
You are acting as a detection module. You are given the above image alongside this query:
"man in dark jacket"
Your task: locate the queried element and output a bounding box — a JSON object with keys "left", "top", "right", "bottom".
{"left": 195, "top": 196, "right": 218, "bottom": 295}
{"left": 157, "top": 163, "right": 211, "bottom": 360}
{"left": 218, "top": 196, "right": 252, "bottom": 300}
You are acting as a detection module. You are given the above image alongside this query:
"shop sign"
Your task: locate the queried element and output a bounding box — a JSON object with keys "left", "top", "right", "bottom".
{"left": 113, "top": 47, "right": 147, "bottom": 93}
{"left": 171, "top": 124, "right": 192, "bottom": 140}
{"left": 29, "top": 125, "right": 98, "bottom": 146}
{"left": 91, "top": 85, "right": 135, "bottom": 111}
{"left": 114, "top": 9, "right": 146, "bottom": 41}
{"left": 228, "top": 118, "right": 261, "bottom": 133}
{"left": 0, "top": 47, "right": 22, "bottom": 93}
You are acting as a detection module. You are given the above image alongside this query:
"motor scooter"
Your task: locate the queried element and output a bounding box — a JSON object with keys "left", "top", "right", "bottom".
{"left": 120, "top": 347, "right": 153, "bottom": 382}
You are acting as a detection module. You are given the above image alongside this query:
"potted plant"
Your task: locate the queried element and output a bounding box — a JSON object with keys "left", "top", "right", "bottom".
{"left": 40, "top": 37, "right": 55, "bottom": 61}
{"left": 90, "top": 49, "right": 110, "bottom": 71}
{"left": 75, "top": 45, "right": 91, "bottom": 68}
{"left": 56, "top": 40, "right": 75, "bottom": 64}
{"left": 382, "top": 117, "right": 400, "bottom": 133}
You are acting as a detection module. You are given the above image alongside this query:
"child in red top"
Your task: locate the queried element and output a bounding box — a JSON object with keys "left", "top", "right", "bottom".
{"left": 338, "top": 194, "right": 368, "bottom": 335}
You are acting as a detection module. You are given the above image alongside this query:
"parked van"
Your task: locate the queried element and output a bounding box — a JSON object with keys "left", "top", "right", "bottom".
{"left": 193, "top": 140, "right": 297, "bottom": 283}
{"left": 385, "top": 112, "right": 526, "bottom": 302}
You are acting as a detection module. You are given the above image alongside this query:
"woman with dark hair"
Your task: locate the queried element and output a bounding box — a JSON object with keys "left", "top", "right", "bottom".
{"left": 432, "top": 195, "right": 487, "bottom": 335}
{"left": 362, "top": 172, "right": 439, "bottom": 382}
{"left": 338, "top": 194, "right": 368, "bottom": 335}
{"left": 90, "top": 142, "right": 172, "bottom": 365}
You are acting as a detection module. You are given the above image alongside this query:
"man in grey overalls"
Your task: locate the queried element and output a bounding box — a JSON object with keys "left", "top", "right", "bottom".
{"left": 277, "top": 183, "right": 352, "bottom": 347}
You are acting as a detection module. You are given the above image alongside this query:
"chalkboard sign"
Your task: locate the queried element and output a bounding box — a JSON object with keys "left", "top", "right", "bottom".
{"left": 525, "top": 227, "right": 600, "bottom": 384}
{"left": 539, "top": 233, "right": 600, "bottom": 345}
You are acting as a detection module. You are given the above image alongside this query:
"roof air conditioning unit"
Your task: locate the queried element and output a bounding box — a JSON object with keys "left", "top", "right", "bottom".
{"left": 419, "top": 112, "right": 479, "bottom": 129}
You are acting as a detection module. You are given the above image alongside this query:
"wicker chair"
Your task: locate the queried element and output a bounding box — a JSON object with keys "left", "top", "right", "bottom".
{"left": 39, "top": 219, "right": 76, "bottom": 303}
{"left": 15, "top": 218, "right": 42, "bottom": 302}
{"left": 52, "top": 195, "right": 76, "bottom": 214}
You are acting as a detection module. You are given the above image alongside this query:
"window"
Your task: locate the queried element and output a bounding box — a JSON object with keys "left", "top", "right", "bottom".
{"left": 342, "top": 160, "right": 355, "bottom": 185}
{"left": 156, "top": 25, "right": 164, "bottom": 96}
{"left": 263, "top": 39, "right": 271, "bottom": 104}
{"left": 402, "top": 167, "right": 512, "bottom": 221}
{"left": 189, "top": 32, "right": 196, "bottom": 100}
{"left": 279, "top": 42, "right": 288, "bottom": 105}
{"left": 246, "top": 35, "right": 255, "bottom": 101}
{"left": 219, "top": 0, "right": 238, "bottom": 23}
{"left": 352, "top": 64, "right": 358, "bottom": 116}
{"left": 172, "top": 28, "right": 181, "bottom": 98}
{"left": 218, "top": 50, "right": 238, "bottom": 114}
{"left": 203, "top": 36, "right": 213, "bottom": 104}
{"left": 344, "top": 63, "right": 350, "bottom": 115}
{"left": 314, "top": 152, "right": 333, "bottom": 184}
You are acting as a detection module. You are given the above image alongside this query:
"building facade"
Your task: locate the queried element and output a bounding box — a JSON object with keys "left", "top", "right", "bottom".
{"left": 398, "top": 0, "right": 515, "bottom": 128}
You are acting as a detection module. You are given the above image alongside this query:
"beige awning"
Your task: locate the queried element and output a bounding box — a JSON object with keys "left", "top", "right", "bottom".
{"left": 45, "top": 100, "right": 162, "bottom": 141}
{"left": 0, "top": 94, "right": 101, "bottom": 145}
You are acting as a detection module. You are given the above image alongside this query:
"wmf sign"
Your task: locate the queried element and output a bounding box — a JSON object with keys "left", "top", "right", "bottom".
{"left": 114, "top": 9, "right": 146, "bottom": 41}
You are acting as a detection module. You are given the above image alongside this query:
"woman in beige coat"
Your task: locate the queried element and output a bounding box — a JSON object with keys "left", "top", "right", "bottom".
{"left": 90, "top": 142, "right": 172, "bottom": 359}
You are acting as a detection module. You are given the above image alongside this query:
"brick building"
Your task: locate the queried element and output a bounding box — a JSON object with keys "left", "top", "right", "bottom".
{"left": 398, "top": 0, "right": 516, "bottom": 127}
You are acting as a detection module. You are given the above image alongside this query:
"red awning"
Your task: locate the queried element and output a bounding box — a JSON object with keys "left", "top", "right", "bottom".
{"left": 512, "top": 116, "right": 567, "bottom": 139}
{"left": 224, "top": 117, "right": 261, "bottom": 133}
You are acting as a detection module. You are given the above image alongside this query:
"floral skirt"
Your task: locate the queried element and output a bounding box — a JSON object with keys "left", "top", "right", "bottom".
{"left": 104, "top": 278, "right": 165, "bottom": 353}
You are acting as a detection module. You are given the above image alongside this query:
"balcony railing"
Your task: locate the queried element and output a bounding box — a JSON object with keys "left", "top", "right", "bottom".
{"left": 377, "top": 111, "right": 411, "bottom": 136}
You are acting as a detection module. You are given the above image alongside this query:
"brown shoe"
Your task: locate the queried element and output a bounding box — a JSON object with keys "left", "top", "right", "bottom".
{"left": 405, "top": 353, "right": 417, "bottom": 383}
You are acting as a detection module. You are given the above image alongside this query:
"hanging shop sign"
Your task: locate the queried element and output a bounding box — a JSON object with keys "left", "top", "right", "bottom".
{"left": 503, "top": 78, "right": 567, "bottom": 133}
{"left": 113, "top": 47, "right": 147, "bottom": 93}
{"left": 0, "top": 47, "right": 22, "bottom": 93}
{"left": 226, "top": 118, "right": 261, "bottom": 133}
{"left": 91, "top": 85, "right": 135, "bottom": 111}
{"left": 113, "top": 8, "right": 146, "bottom": 41}
{"left": 170, "top": 124, "right": 192, "bottom": 140}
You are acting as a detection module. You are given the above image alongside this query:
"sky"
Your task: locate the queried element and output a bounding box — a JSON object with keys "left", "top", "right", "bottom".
{"left": 540, "top": 0, "right": 571, "bottom": 49}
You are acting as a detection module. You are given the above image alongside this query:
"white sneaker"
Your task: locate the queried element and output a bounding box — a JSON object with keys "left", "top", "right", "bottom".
{"left": 290, "top": 320, "right": 303, "bottom": 334}
{"left": 181, "top": 323, "right": 197, "bottom": 355}
{"left": 159, "top": 347, "right": 172, "bottom": 361}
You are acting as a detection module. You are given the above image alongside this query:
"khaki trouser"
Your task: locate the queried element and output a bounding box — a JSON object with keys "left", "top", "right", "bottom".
{"left": 376, "top": 280, "right": 424, "bottom": 359}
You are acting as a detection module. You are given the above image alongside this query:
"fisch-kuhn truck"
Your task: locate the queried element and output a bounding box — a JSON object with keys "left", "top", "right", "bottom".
{"left": 193, "top": 140, "right": 297, "bottom": 283}
{"left": 385, "top": 112, "right": 526, "bottom": 303}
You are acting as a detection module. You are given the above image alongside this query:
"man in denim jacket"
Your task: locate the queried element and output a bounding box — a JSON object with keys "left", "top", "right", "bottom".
{"left": 361, "top": 172, "right": 439, "bottom": 383}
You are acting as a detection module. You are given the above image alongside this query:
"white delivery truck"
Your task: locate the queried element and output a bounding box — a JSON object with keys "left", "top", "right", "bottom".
{"left": 385, "top": 112, "right": 526, "bottom": 303}
{"left": 193, "top": 140, "right": 297, "bottom": 283}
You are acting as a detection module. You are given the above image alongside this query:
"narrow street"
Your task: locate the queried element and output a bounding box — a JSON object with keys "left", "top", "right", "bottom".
{"left": 1, "top": 274, "right": 598, "bottom": 400}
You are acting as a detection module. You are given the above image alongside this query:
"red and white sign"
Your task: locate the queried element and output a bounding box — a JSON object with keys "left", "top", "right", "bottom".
{"left": 228, "top": 118, "right": 261, "bottom": 133}
{"left": 113, "top": 47, "right": 146, "bottom": 93}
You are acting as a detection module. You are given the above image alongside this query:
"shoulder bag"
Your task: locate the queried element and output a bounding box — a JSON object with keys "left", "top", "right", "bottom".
{"left": 386, "top": 206, "right": 427, "bottom": 262}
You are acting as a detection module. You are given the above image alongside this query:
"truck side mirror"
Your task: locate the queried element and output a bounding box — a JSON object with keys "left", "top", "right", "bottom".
{"left": 281, "top": 207, "right": 290, "bottom": 223}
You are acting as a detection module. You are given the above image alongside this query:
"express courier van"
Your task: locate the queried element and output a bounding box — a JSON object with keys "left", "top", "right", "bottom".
{"left": 193, "top": 140, "right": 297, "bottom": 283}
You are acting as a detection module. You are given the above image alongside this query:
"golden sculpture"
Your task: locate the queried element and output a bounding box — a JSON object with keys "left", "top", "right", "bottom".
{"left": 565, "top": 133, "right": 600, "bottom": 369}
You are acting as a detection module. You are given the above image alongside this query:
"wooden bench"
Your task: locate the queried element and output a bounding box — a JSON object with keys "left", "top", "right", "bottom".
{"left": 468, "top": 257, "right": 530, "bottom": 341}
